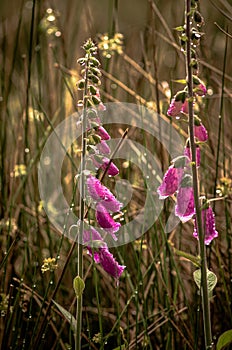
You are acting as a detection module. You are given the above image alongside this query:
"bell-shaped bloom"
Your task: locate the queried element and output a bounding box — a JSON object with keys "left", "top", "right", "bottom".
{"left": 175, "top": 175, "right": 195, "bottom": 222}
{"left": 83, "top": 227, "right": 125, "bottom": 278}
{"left": 167, "top": 90, "right": 186, "bottom": 117}
{"left": 193, "top": 206, "right": 218, "bottom": 245}
{"left": 181, "top": 99, "right": 189, "bottom": 114}
{"left": 157, "top": 165, "right": 184, "bottom": 199}
{"left": 95, "top": 89, "right": 106, "bottom": 111}
{"left": 87, "top": 175, "right": 122, "bottom": 212}
{"left": 97, "top": 126, "right": 111, "bottom": 140}
{"left": 93, "top": 157, "right": 119, "bottom": 176}
{"left": 83, "top": 226, "right": 106, "bottom": 247}
{"left": 194, "top": 123, "right": 208, "bottom": 142}
{"left": 95, "top": 203, "right": 121, "bottom": 240}
{"left": 96, "top": 247, "right": 125, "bottom": 278}
{"left": 193, "top": 75, "right": 207, "bottom": 96}
{"left": 184, "top": 142, "right": 201, "bottom": 167}
{"left": 96, "top": 140, "right": 111, "bottom": 154}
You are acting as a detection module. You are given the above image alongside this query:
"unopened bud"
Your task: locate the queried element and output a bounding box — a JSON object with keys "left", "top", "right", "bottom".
{"left": 73, "top": 276, "right": 85, "bottom": 298}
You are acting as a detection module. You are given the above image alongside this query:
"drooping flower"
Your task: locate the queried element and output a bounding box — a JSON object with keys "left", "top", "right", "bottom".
{"left": 181, "top": 99, "right": 189, "bottom": 114}
{"left": 193, "top": 206, "right": 218, "bottom": 245}
{"left": 184, "top": 141, "right": 201, "bottom": 167}
{"left": 194, "top": 123, "right": 208, "bottom": 142}
{"left": 96, "top": 140, "right": 111, "bottom": 154}
{"left": 95, "top": 89, "right": 106, "bottom": 111}
{"left": 193, "top": 75, "right": 207, "bottom": 96}
{"left": 194, "top": 116, "right": 208, "bottom": 142}
{"left": 95, "top": 203, "right": 121, "bottom": 240}
{"left": 167, "top": 90, "right": 187, "bottom": 117}
{"left": 157, "top": 165, "right": 184, "bottom": 199}
{"left": 92, "top": 156, "right": 119, "bottom": 176}
{"left": 96, "top": 247, "right": 125, "bottom": 278}
{"left": 83, "top": 226, "right": 105, "bottom": 246}
{"left": 97, "top": 126, "right": 111, "bottom": 140}
{"left": 87, "top": 175, "right": 122, "bottom": 212}
{"left": 83, "top": 227, "right": 125, "bottom": 278}
{"left": 175, "top": 175, "right": 195, "bottom": 222}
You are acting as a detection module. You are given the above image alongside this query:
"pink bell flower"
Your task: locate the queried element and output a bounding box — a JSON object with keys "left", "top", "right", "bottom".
{"left": 93, "top": 157, "right": 119, "bottom": 176}
{"left": 96, "top": 140, "right": 111, "bottom": 154}
{"left": 95, "top": 203, "right": 121, "bottom": 240}
{"left": 193, "top": 206, "right": 218, "bottom": 245}
{"left": 175, "top": 175, "right": 195, "bottom": 222}
{"left": 167, "top": 90, "right": 187, "bottom": 117}
{"left": 157, "top": 165, "right": 184, "bottom": 199}
{"left": 184, "top": 141, "right": 201, "bottom": 167}
{"left": 97, "top": 126, "right": 111, "bottom": 140}
{"left": 193, "top": 75, "right": 207, "bottom": 96}
{"left": 83, "top": 227, "right": 125, "bottom": 278}
{"left": 87, "top": 175, "right": 122, "bottom": 212}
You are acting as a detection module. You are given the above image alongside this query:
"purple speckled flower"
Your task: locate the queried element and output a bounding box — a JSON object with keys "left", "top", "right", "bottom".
{"left": 96, "top": 203, "right": 121, "bottom": 240}
{"left": 193, "top": 206, "right": 218, "bottom": 245}
{"left": 193, "top": 75, "right": 207, "bottom": 96}
{"left": 157, "top": 165, "right": 184, "bottom": 199}
{"left": 194, "top": 123, "right": 208, "bottom": 142}
{"left": 87, "top": 175, "right": 122, "bottom": 212}
{"left": 97, "top": 126, "right": 111, "bottom": 140}
{"left": 96, "top": 140, "right": 111, "bottom": 154}
{"left": 167, "top": 90, "right": 186, "bottom": 117}
{"left": 184, "top": 143, "right": 201, "bottom": 167}
{"left": 83, "top": 226, "right": 106, "bottom": 247}
{"left": 194, "top": 83, "right": 207, "bottom": 97}
{"left": 175, "top": 175, "right": 195, "bottom": 222}
{"left": 181, "top": 99, "right": 189, "bottom": 114}
{"left": 93, "top": 157, "right": 119, "bottom": 176}
{"left": 83, "top": 227, "right": 125, "bottom": 278}
{"left": 96, "top": 247, "right": 125, "bottom": 278}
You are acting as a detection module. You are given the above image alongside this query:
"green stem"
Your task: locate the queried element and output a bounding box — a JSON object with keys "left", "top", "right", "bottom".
{"left": 75, "top": 55, "right": 89, "bottom": 350}
{"left": 185, "top": 1, "right": 212, "bottom": 348}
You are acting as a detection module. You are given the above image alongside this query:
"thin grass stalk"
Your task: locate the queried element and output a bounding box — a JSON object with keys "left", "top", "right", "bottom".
{"left": 185, "top": 1, "right": 212, "bottom": 348}
{"left": 93, "top": 264, "right": 104, "bottom": 349}
{"left": 213, "top": 29, "right": 228, "bottom": 198}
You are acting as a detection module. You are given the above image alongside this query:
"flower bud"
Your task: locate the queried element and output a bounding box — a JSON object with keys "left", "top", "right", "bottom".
{"left": 89, "top": 85, "right": 98, "bottom": 95}
{"left": 91, "top": 95, "right": 101, "bottom": 105}
{"left": 194, "top": 11, "right": 204, "bottom": 26}
{"left": 76, "top": 79, "right": 85, "bottom": 90}
{"left": 89, "top": 57, "right": 100, "bottom": 67}
{"left": 88, "top": 74, "right": 101, "bottom": 85}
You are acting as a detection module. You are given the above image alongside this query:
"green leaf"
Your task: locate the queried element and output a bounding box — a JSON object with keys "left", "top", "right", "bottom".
{"left": 73, "top": 276, "right": 85, "bottom": 298}
{"left": 53, "top": 300, "right": 76, "bottom": 333}
{"left": 172, "top": 247, "right": 201, "bottom": 267}
{"left": 216, "top": 329, "right": 232, "bottom": 350}
{"left": 113, "top": 346, "right": 125, "bottom": 350}
{"left": 174, "top": 26, "right": 184, "bottom": 32}
{"left": 172, "top": 79, "right": 187, "bottom": 84}
{"left": 193, "top": 269, "right": 217, "bottom": 297}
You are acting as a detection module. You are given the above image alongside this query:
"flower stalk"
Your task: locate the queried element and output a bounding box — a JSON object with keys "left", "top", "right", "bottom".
{"left": 75, "top": 57, "right": 89, "bottom": 350}
{"left": 185, "top": 0, "right": 212, "bottom": 347}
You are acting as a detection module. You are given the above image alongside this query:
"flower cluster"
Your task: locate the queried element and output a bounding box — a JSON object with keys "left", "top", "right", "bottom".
{"left": 157, "top": 154, "right": 196, "bottom": 223}
{"left": 158, "top": 2, "right": 218, "bottom": 246}
{"left": 77, "top": 39, "right": 125, "bottom": 278}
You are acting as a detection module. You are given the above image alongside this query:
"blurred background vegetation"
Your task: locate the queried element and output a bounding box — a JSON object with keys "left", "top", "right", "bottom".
{"left": 0, "top": 0, "right": 232, "bottom": 349}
